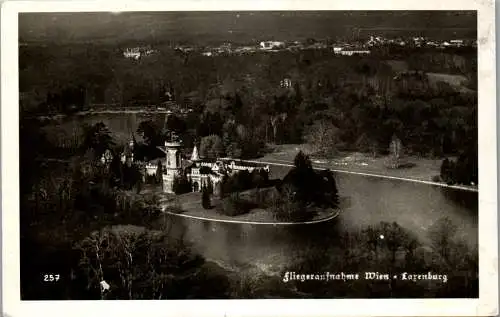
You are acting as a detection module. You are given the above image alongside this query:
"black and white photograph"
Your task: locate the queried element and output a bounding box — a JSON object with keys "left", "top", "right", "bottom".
{"left": 1, "top": 1, "right": 498, "bottom": 316}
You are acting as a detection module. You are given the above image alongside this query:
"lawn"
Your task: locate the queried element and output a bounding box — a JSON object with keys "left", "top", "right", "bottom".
{"left": 161, "top": 189, "right": 338, "bottom": 224}
{"left": 426, "top": 72, "right": 474, "bottom": 93}
{"left": 259, "top": 144, "right": 444, "bottom": 182}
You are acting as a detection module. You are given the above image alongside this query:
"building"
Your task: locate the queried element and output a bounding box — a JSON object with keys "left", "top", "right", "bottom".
{"left": 280, "top": 78, "right": 292, "bottom": 88}
{"left": 333, "top": 47, "right": 371, "bottom": 56}
{"left": 144, "top": 139, "right": 270, "bottom": 194}
{"left": 449, "top": 40, "right": 464, "bottom": 47}
{"left": 123, "top": 46, "right": 156, "bottom": 60}
{"left": 123, "top": 48, "right": 141, "bottom": 60}
{"left": 161, "top": 140, "right": 183, "bottom": 193}
{"left": 259, "top": 41, "right": 285, "bottom": 50}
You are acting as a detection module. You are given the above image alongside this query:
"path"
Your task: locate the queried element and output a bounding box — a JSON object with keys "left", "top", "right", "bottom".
{"left": 243, "top": 158, "right": 478, "bottom": 193}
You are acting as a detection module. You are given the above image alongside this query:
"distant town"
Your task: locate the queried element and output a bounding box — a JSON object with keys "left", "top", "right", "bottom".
{"left": 121, "top": 36, "right": 476, "bottom": 60}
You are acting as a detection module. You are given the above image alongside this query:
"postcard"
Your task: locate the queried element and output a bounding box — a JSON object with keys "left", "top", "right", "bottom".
{"left": 1, "top": 0, "right": 497, "bottom": 316}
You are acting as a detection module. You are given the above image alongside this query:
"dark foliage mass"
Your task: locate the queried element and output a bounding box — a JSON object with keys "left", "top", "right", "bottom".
{"left": 440, "top": 150, "right": 478, "bottom": 185}
{"left": 221, "top": 169, "right": 270, "bottom": 196}
{"left": 282, "top": 151, "right": 339, "bottom": 208}
{"left": 21, "top": 43, "right": 477, "bottom": 167}
{"left": 201, "top": 187, "right": 211, "bottom": 210}
{"left": 172, "top": 174, "right": 192, "bottom": 195}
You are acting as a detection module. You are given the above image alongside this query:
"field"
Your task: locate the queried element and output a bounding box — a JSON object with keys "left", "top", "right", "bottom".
{"left": 261, "top": 144, "right": 445, "bottom": 182}
{"left": 426, "top": 72, "right": 472, "bottom": 93}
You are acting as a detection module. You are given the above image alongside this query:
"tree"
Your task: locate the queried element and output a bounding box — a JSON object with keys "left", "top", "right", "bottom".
{"left": 172, "top": 174, "right": 191, "bottom": 195}
{"left": 304, "top": 120, "right": 339, "bottom": 156}
{"left": 164, "top": 114, "right": 187, "bottom": 136}
{"left": 81, "top": 122, "right": 115, "bottom": 159}
{"left": 108, "top": 152, "right": 123, "bottom": 186}
{"left": 317, "top": 169, "right": 339, "bottom": 208}
{"left": 271, "top": 183, "right": 308, "bottom": 222}
{"left": 440, "top": 158, "right": 454, "bottom": 184}
{"left": 294, "top": 150, "right": 313, "bottom": 172}
{"left": 137, "top": 120, "right": 165, "bottom": 159}
{"left": 75, "top": 225, "right": 214, "bottom": 299}
{"left": 379, "top": 221, "right": 413, "bottom": 265}
{"left": 270, "top": 113, "right": 287, "bottom": 144}
{"left": 137, "top": 120, "right": 160, "bottom": 146}
{"left": 428, "top": 217, "right": 458, "bottom": 263}
{"left": 387, "top": 134, "right": 403, "bottom": 169}
{"left": 197, "top": 112, "right": 224, "bottom": 137}
{"left": 199, "top": 135, "right": 225, "bottom": 159}
{"left": 155, "top": 160, "right": 163, "bottom": 184}
{"left": 283, "top": 151, "right": 340, "bottom": 210}
{"left": 201, "top": 187, "right": 211, "bottom": 209}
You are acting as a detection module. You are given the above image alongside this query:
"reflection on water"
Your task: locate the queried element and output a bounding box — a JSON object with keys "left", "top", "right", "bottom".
{"left": 161, "top": 172, "right": 478, "bottom": 276}
{"left": 56, "top": 113, "right": 167, "bottom": 142}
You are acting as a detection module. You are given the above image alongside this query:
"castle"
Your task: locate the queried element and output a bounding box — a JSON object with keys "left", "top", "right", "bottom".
{"left": 141, "top": 138, "right": 270, "bottom": 194}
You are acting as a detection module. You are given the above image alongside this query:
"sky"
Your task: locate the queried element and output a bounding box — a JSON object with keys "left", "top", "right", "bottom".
{"left": 19, "top": 11, "right": 477, "bottom": 45}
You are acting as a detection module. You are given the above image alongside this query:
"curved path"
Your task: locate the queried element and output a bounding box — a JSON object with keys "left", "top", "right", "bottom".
{"left": 244, "top": 159, "right": 478, "bottom": 193}
{"left": 162, "top": 208, "right": 341, "bottom": 226}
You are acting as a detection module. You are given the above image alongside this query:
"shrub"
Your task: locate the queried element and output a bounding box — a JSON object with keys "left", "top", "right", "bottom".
{"left": 270, "top": 185, "right": 313, "bottom": 222}
{"left": 281, "top": 152, "right": 339, "bottom": 209}
{"left": 145, "top": 174, "right": 157, "bottom": 184}
{"left": 249, "top": 187, "right": 278, "bottom": 209}
{"left": 202, "top": 188, "right": 211, "bottom": 209}
{"left": 200, "top": 134, "right": 225, "bottom": 159}
{"left": 221, "top": 169, "right": 268, "bottom": 195}
{"left": 218, "top": 193, "right": 257, "bottom": 216}
{"left": 172, "top": 174, "right": 191, "bottom": 195}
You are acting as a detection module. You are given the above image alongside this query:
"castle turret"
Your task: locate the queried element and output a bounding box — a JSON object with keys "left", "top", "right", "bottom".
{"left": 191, "top": 145, "right": 199, "bottom": 161}
{"left": 162, "top": 140, "right": 183, "bottom": 193}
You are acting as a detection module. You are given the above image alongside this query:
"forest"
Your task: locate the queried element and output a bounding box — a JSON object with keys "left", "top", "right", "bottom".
{"left": 20, "top": 42, "right": 478, "bottom": 185}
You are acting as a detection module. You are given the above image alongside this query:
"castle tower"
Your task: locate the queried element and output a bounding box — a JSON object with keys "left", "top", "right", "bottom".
{"left": 162, "top": 140, "right": 183, "bottom": 193}
{"left": 191, "top": 145, "right": 199, "bottom": 161}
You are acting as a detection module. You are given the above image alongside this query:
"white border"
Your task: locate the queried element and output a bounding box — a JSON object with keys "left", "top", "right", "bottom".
{"left": 2, "top": 1, "right": 497, "bottom": 316}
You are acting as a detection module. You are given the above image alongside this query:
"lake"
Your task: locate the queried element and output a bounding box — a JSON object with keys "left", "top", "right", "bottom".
{"left": 47, "top": 113, "right": 479, "bottom": 297}
{"left": 162, "top": 170, "right": 478, "bottom": 295}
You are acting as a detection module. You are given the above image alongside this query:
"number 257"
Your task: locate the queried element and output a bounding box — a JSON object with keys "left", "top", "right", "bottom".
{"left": 43, "top": 274, "right": 60, "bottom": 282}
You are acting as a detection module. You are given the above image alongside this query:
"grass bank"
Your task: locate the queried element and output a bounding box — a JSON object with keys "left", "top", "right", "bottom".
{"left": 258, "top": 144, "right": 477, "bottom": 191}
{"left": 158, "top": 191, "right": 340, "bottom": 225}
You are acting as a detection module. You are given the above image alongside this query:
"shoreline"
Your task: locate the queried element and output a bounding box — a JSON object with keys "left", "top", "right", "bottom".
{"left": 162, "top": 207, "right": 341, "bottom": 225}
{"left": 246, "top": 158, "right": 478, "bottom": 193}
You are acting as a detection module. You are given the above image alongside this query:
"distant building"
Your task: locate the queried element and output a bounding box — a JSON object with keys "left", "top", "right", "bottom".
{"left": 450, "top": 40, "right": 464, "bottom": 47}
{"left": 123, "top": 47, "right": 156, "bottom": 60}
{"left": 259, "top": 41, "right": 285, "bottom": 50}
{"left": 280, "top": 78, "right": 292, "bottom": 88}
{"left": 123, "top": 48, "right": 141, "bottom": 60}
{"left": 100, "top": 149, "right": 114, "bottom": 166}
{"left": 333, "top": 47, "right": 371, "bottom": 56}
{"left": 332, "top": 47, "right": 343, "bottom": 54}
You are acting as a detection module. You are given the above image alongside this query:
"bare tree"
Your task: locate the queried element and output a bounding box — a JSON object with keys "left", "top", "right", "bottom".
{"left": 270, "top": 112, "right": 287, "bottom": 144}
{"left": 387, "top": 134, "right": 403, "bottom": 168}
{"left": 428, "top": 216, "right": 458, "bottom": 264}
{"left": 304, "top": 120, "right": 339, "bottom": 156}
